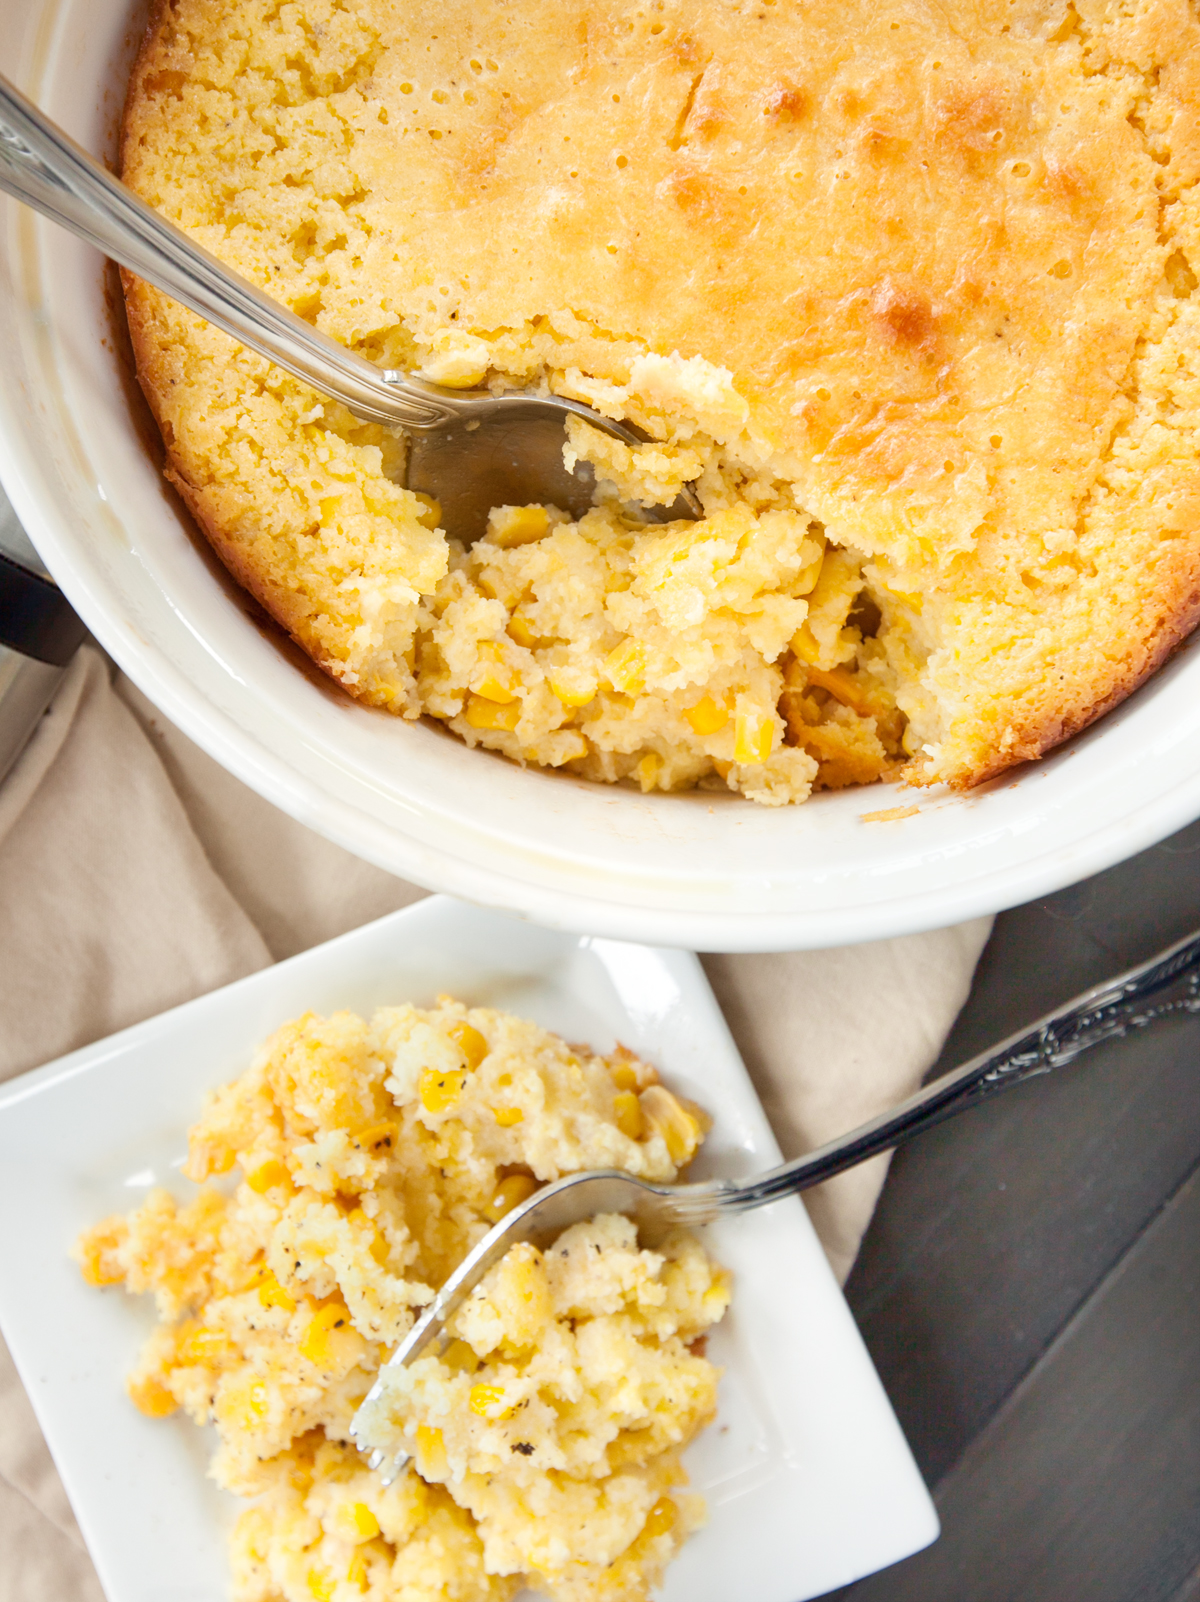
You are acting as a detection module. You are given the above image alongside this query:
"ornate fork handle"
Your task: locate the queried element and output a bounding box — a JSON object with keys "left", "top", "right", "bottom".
{"left": 973, "top": 932, "right": 1200, "bottom": 1087}
{"left": 702, "top": 925, "right": 1200, "bottom": 1218}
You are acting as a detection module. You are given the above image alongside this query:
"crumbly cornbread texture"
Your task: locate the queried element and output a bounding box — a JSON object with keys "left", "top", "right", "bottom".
{"left": 75, "top": 1000, "right": 729, "bottom": 1602}
{"left": 122, "top": 0, "right": 1200, "bottom": 795}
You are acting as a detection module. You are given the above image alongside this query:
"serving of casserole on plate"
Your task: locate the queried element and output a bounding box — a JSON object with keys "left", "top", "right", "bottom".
{"left": 0, "top": 898, "right": 936, "bottom": 1602}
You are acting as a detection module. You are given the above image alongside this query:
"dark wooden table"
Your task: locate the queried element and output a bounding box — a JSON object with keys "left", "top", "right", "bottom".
{"left": 825, "top": 821, "right": 1200, "bottom": 1601}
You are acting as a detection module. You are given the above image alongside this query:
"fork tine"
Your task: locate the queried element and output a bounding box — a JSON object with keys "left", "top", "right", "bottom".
{"left": 349, "top": 1167, "right": 708, "bottom": 1457}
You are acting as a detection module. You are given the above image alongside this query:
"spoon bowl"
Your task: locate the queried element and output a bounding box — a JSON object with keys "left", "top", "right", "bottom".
{"left": 404, "top": 396, "right": 700, "bottom": 541}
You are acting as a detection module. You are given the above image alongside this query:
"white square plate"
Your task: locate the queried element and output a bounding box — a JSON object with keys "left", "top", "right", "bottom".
{"left": 0, "top": 896, "right": 937, "bottom": 1602}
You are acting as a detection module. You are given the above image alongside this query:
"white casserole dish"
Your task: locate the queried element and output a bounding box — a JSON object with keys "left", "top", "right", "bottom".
{"left": 2, "top": 0, "right": 1199, "bottom": 951}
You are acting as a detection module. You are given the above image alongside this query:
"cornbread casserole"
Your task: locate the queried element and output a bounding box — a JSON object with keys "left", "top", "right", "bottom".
{"left": 122, "top": 0, "right": 1200, "bottom": 802}
{"left": 75, "top": 1000, "right": 729, "bottom": 1602}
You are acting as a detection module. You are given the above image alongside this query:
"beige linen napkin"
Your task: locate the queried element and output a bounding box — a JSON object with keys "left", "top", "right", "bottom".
{"left": 0, "top": 646, "right": 991, "bottom": 1601}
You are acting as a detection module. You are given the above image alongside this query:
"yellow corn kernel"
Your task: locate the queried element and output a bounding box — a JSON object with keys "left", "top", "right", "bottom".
{"left": 733, "top": 711, "right": 775, "bottom": 765}
{"left": 488, "top": 504, "right": 551, "bottom": 547}
{"left": 684, "top": 694, "right": 729, "bottom": 735}
{"left": 712, "top": 758, "right": 733, "bottom": 780}
{"left": 184, "top": 1135, "right": 236, "bottom": 1181}
{"left": 300, "top": 1301, "right": 353, "bottom": 1367}
{"left": 469, "top": 1382, "right": 514, "bottom": 1420}
{"left": 703, "top": 1267, "right": 734, "bottom": 1319}
{"left": 307, "top": 1568, "right": 336, "bottom": 1602}
{"left": 76, "top": 1227, "right": 125, "bottom": 1287}
{"left": 497, "top": 1243, "right": 553, "bottom": 1345}
{"left": 239, "top": 1510, "right": 270, "bottom": 1565}
{"left": 352, "top": 1121, "right": 397, "bottom": 1156}
{"left": 245, "top": 1156, "right": 290, "bottom": 1194}
{"left": 442, "top": 1337, "right": 481, "bottom": 1374}
{"left": 330, "top": 1496, "right": 380, "bottom": 1543}
{"left": 806, "top": 664, "right": 874, "bottom": 717}
{"left": 547, "top": 672, "right": 596, "bottom": 707}
{"left": 639, "top": 1085, "right": 705, "bottom": 1166}
{"left": 643, "top": 1497, "right": 678, "bottom": 1541}
{"left": 345, "top": 1201, "right": 387, "bottom": 1258}
{"left": 795, "top": 534, "right": 826, "bottom": 594}
{"left": 613, "top": 1090, "right": 645, "bottom": 1139}
{"left": 603, "top": 638, "right": 646, "bottom": 694}
{"left": 128, "top": 1373, "right": 178, "bottom": 1418}
{"left": 613, "top": 1045, "right": 655, "bottom": 1084}
{"left": 420, "top": 1066, "right": 467, "bottom": 1113}
{"left": 348, "top": 1502, "right": 380, "bottom": 1542}
{"left": 791, "top": 622, "right": 822, "bottom": 665}
{"left": 243, "top": 1379, "right": 270, "bottom": 1422}
{"left": 506, "top": 612, "right": 539, "bottom": 649}
{"left": 446, "top": 1019, "right": 489, "bottom": 1069}
{"left": 425, "top": 355, "right": 487, "bottom": 387}
{"left": 492, "top": 1105, "right": 524, "bottom": 1127}
{"left": 636, "top": 752, "right": 662, "bottom": 792}
{"left": 415, "top": 1423, "right": 447, "bottom": 1475}
{"left": 465, "top": 694, "right": 521, "bottom": 731}
{"left": 877, "top": 572, "right": 924, "bottom": 610}
{"left": 484, "top": 1172, "right": 538, "bottom": 1222}
{"left": 208, "top": 1143, "right": 237, "bottom": 1175}
{"left": 255, "top": 1271, "right": 296, "bottom": 1313}
{"left": 346, "top": 1548, "right": 369, "bottom": 1591}
{"left": 474, "top": 666, "right": 518, "bottom": 704}
{"left": 213, "top": 1373, "right": 270, "bottom": 1430}
{"left": 478, "top": 639, "right": 505, "bottom": 662}
{"left": 177, "top": 1325, "right": 235, "bottom": 1365}
{"left": 526, "top": 729, "right": 590, "bottom": 766}
{"left": 411, "top": 492, "right": 442, "bottom": 529}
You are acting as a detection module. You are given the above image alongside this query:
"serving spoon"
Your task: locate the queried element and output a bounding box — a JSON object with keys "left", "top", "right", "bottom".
{"left": 351, "top": 921, "right": 1200, "bottom": 1478}
{"left": 0, "top": 73, "right": 702, "bottom": 541}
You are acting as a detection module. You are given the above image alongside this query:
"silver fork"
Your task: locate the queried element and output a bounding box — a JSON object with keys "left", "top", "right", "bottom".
{"left": 351, "top": 922, "right": 1200, "bottom": 1476}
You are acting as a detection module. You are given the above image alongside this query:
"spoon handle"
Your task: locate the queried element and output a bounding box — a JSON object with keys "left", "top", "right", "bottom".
{"left": 0, "top": 72, "right": 456, "bottom": 429}
{"left": 708, "top": 923, "right": 1200, "bottom": 1215}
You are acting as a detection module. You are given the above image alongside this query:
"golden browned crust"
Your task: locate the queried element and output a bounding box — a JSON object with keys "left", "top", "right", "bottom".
{"left": 121, "top": 270, "right": 351, "bottom": 689}
{"left": 956, "top": 558, "right": 1200, "bottom": 789}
